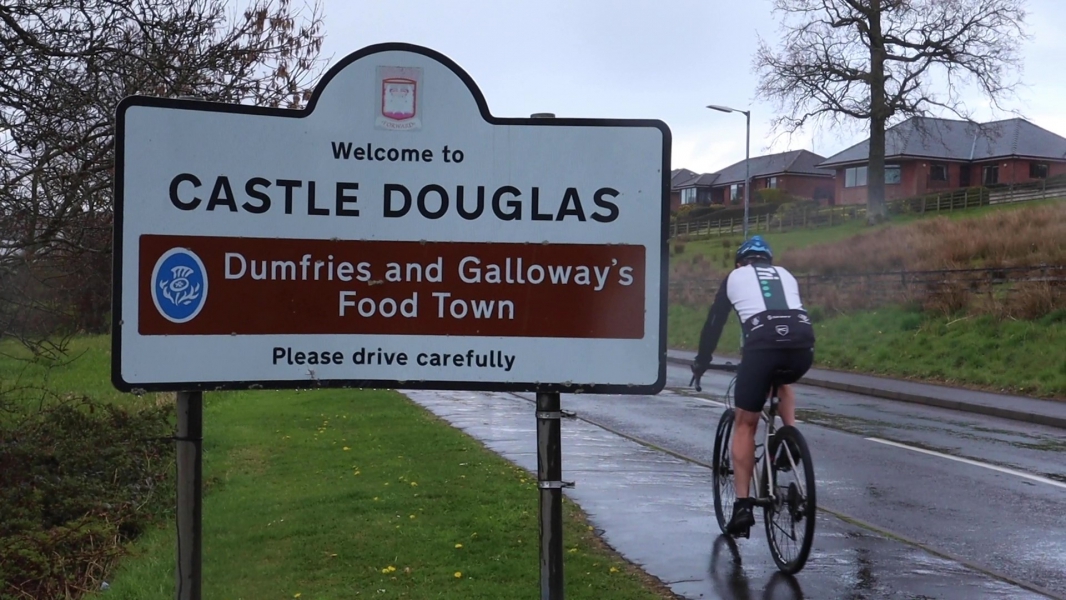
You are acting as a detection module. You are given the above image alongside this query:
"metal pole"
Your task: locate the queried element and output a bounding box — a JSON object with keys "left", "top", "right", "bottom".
{"left": 176, "top": 391, "right": 203, "bottom": 600}
{"left": 536, "top": 392, "right": 564, "bottom": 600}
{"left": 529, "top": 110, "right": 565, "bottom": 600}
{"left": 744, "top": 110, "right": 751, "bottom": 239}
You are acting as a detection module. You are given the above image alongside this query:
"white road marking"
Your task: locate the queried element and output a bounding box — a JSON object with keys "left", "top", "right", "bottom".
{"left": 866, "top": 437, "right": 1066, "bottom": 490}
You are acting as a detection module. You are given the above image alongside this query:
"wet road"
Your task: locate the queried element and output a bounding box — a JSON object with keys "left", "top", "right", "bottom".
{"left": 549, "top": 364, "right": 1066, "bottom": 598}
{"left": 402, "top": 363, "right": 1066, "bottom": 599}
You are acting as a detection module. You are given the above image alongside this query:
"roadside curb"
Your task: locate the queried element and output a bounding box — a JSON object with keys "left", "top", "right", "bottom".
{"left": 663, "top": 354, "right": 1066, "bottom": 430}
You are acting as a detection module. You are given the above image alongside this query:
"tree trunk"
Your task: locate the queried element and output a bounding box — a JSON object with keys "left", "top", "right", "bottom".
{"left": 866, "top": 1, "right": 888, "bottom": 225}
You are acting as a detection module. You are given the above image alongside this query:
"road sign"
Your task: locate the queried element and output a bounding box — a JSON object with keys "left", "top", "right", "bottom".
{"left": 112, "top": 42, "right": 671, "bottom": 394}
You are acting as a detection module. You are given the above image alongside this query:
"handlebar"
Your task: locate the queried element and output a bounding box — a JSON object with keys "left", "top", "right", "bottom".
{"left": 687, "top": 361, "right": 739, "bottom": 391}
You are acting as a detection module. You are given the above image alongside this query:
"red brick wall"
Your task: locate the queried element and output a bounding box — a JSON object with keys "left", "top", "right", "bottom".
{"left": 995, "top": 159, "right": 1066, "bottom": 184}
{"left": 1052, "top": 161, "right": 1066, "bottom": 179}
{"left": 718, "top": 175, "right": 835, "bottom": 204}
{"left": 909, "top": 161, "right": 964, "bottom": 194}
{"left": 780, "top": 175, "right": 835, "bottom": 203}
{"left": 835, "top": 158, "right": 1066, "bottom": 206}
{"left": 834, "top": 161, "right": 953, "bottom": 205}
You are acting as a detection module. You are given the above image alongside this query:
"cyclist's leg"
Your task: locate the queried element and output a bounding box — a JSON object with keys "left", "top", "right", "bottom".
{"left": 731, "top": 407, "right": 760, "bottom": 501}
{"left": 776, "top": 384, "right": 796, "bottom": 427}
{"left": 727, "top": 350, "right": 775, "bottom": 535}
{"left": 770, "top": 347, "right": 814, "bottom": 470}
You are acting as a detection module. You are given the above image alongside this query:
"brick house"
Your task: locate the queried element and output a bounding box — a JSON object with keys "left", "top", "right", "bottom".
{"left": 670, "top": 168, "right": 699, "bottom": 211}
{"left": 672, "top": 170, "right": 718, "bottom": 209}
{"left": 818, "top": 116, "right": 1066, "bottom": 206}
{"left": 706, "top": 150, "right": 835, "bottom": 205}
{"left": 671, "top": 149, "right": 836, "bottom": 210}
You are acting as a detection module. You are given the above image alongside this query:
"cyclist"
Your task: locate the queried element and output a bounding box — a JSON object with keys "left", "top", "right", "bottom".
{"left": 690, "top": 235, "right": 815, "bottom": 537}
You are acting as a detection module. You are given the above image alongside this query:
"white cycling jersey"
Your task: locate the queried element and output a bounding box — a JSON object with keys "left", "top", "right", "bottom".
{"left": 725, "top": 264, "right": 805, "bottom": 324}
{"left": 694, "top": 260, "right": 815, "bottom": 362}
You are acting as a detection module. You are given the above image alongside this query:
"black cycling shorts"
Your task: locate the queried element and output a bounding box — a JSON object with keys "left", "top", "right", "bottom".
{"left": 734, "top": 347, "right": 814, "bottom": 413}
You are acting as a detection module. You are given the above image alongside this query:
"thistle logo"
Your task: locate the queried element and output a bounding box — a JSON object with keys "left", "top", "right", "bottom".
{"left": 151, "top": 248, "right": 208, "bottom": 323}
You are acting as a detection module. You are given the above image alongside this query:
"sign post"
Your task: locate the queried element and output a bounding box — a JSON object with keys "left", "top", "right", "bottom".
{"left": 174, "top": 391, "right": 202, "bottom": 600}
{"left": 528, "top": 111, "right": 566, "bottom": 599}
{"left": 112, "top": 42, "right": 670, "bottom": 600}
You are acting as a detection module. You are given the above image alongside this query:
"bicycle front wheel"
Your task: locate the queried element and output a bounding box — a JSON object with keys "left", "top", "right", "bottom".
{"left": 764, "top": 425, "right": 816, "bottom": 574}
{"left": 712, "top": 408, "right": 736, "bottom": 534}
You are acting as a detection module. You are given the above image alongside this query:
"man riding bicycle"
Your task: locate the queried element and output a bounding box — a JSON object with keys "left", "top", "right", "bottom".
{"left": 690, "top": 235, "right": 815, "bottom": 537}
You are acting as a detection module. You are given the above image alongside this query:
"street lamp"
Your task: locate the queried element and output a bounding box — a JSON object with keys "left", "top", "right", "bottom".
{"left": 707, "top": 104, "right": 751, "bottom": 239}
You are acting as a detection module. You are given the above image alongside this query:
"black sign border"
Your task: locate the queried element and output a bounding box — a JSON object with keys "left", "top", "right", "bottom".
{"left": 112, "top": 42, "right": 672, "bottom": 396}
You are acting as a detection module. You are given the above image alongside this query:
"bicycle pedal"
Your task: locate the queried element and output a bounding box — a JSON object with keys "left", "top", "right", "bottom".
{"left": 731, "top": 527, "right": 751, "bottom": 539}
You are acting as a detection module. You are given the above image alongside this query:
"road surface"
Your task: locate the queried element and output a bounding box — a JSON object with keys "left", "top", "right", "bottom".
{"left": 402, "top": 362, "right": 1066, "bottom": 599}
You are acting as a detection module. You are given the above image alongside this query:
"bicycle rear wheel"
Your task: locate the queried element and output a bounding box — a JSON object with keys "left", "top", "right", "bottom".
{"left": 763, "top": 425, "right": 816, "bottom": 574}
{"left": 712, "top": 408, "right": 736, "bottom": 534}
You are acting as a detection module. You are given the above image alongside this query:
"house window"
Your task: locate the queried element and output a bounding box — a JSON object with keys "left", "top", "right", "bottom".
{"left": 1030, "top": 162, "right": 1049, "bottom": 179}
{"left": 846, "top": 165, "right": 900, "bottom": 186}
{"left": 982, "top": 165, "right": 999, "bottom": 185}
{"left": 930, "top": 164, "right": 948, "bottom": 181}
{"left": 680, "top": 188, "right": 697, "bottom": 205}
{"left": 730, "top": 184, "right": 741, "bottom": 202}
{"left": 885, "top": 165, "right": 901, "bottom": 185}
{"left": 844, "top": 166, "right": 867, "bottom": 188}
{"left": 766, "top": 177, "right": 778, "bottom": 189}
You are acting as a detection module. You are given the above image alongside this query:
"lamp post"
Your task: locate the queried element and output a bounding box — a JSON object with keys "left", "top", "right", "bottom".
{"left": 707, "top": 104, "right": 751, "bottom": 239}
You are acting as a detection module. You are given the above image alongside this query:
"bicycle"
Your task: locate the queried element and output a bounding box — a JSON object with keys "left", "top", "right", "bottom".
{"left": 690, "top": 362, "right": 817, "bottom": 575}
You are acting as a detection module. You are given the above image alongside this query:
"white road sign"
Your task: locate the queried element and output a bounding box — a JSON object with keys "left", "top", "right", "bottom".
{"left": 112, "top": 43, "right": 671, "bottom": 394}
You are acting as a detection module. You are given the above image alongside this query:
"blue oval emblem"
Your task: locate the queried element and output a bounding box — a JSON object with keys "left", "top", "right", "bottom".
{"left": 151, "top": 248, "right": 208, "bottom": 323}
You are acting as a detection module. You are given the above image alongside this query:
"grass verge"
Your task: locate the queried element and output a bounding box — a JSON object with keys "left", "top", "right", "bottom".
{"left": 670, "top": 197, "right": 1065, "bottom": 275}
{"left": 669, "top": 304, "right": 1066, "bottom": 399}
{"left": 0, "top": 337, "right": 678, "bottom": 599}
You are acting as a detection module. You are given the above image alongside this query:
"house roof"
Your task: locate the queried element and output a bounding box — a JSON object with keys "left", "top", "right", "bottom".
{"left": 670, "top": 149, "right": 832, "bottom": 190}
{"left": 818, "top": 116, "right": 1066, "bottom": 168}
{"left": 672, "top": 171, "right": 719, "bottom": 190}
{"left": 671, "top": 168, "right": 698, "bottom": 187}
{"left": 711, "top": 149, "right": 835, "bottom": 186}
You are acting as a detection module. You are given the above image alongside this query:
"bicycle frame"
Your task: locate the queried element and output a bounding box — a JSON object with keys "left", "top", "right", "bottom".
{"left": 749, "top": 391, "right": 780, "bottom": 508}
{"left": 694, "top": 365, "right": 804, "bottom": 507}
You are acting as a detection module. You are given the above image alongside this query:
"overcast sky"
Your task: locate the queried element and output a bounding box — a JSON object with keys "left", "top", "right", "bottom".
{"left": 314, "top": 0, "right": 1066, "bottom": 175}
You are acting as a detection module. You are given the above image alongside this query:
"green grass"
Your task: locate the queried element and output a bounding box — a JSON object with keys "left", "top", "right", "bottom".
{"left": 0, "top": 338, "right": 129, "bottom": 408}
{"left": 2, "top": 338, "right": 677, "bottom": 599}
{"left": 669, "top": 304, "right": 1066, "bottom": 399}
{"left": 667, "top": 304, "right": 742, "bottom": 357}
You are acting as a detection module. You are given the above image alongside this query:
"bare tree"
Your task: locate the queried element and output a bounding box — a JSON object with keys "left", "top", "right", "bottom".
{"left": 753, "top": 0, "right": 1029, "bottom": 223}
{"left": 0, "top": 0, "right": 326, "bottom": 354}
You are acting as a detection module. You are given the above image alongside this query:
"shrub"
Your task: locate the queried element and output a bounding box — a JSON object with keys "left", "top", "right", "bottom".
{"left": 0, "top": 395, "right": 175, "bottom": 599}
{"left": 754, "top": 188, "right": 796, "bottom": 204}
{"left": 921, "top": 283, "right": 971, "bottom": 316}
{"left": 1007, "top": 281, "right": 1061, "bottom": 320}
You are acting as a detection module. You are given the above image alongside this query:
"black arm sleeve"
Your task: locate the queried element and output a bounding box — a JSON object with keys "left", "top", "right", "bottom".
{"left": 694, "top": 274, "right": 733, "bottom": 366}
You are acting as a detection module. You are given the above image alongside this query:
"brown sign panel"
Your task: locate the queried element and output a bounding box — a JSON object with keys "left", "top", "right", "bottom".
{"left": 138, "top": 234, "right": 646, "bottom": 339}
